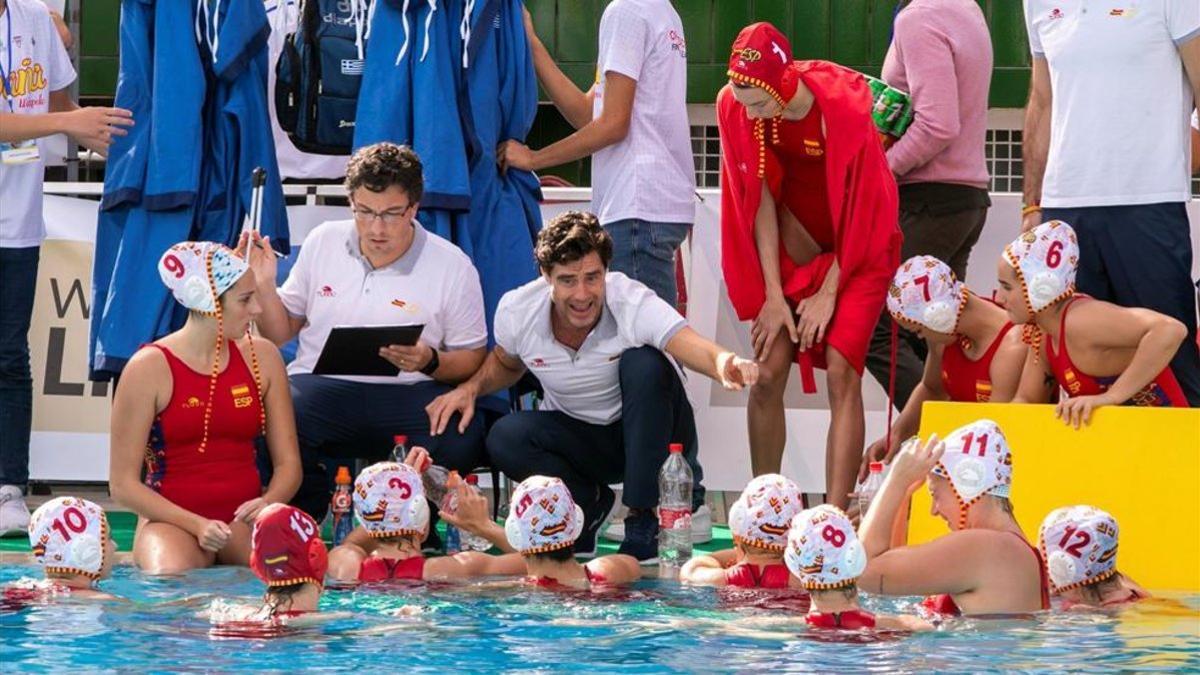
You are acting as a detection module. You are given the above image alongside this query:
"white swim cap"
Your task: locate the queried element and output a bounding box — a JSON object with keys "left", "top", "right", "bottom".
{"left": 504, "top": 476, "right": 585, "bottom": 555}
{"left": 353, "top": 462, "right": 430, "bottom": 538}
{"left": 29, "top": 497, "right": 110, "bottom": 580}
{"left": 784, "top": 505, "right": 866, "bottom": 590}
{"left": 887, "top": 255, "right": 967, "bottom": 334}
{"left": 728, "top": 474, "right": 805, "bottom": 552}
{"left": 1039, "top": 505, "right": 1120, "bottom": 594}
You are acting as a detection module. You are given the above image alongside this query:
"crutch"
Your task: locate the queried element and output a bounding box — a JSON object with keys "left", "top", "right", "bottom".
{"left": 243, "top": 166, "right": 267, "bottom": 259}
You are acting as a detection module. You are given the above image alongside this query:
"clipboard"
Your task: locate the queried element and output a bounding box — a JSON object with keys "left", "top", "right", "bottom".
{"left": 312, "top": 324, "right": 425, "bottom": 376}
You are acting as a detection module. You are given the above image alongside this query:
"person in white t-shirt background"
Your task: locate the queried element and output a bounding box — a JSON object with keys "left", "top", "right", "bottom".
{"left": 245, "top": 143, "right": 489, "bottom": 530}
{"left": 0, "top": 0, "right": 133, "bottom": 535}
{"left": 1022, "top": 0, "right": 1200, "bottom": 406}
{"left": 426, "top": 211, "right": 758, "bottom": 563}
{"left": 497, "top": 1, "right": 695, "bottom": 308}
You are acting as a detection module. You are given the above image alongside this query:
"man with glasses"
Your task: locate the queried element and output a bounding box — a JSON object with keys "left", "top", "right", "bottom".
{"left": 246, "top": 143, "right": 488, "bottom": 526}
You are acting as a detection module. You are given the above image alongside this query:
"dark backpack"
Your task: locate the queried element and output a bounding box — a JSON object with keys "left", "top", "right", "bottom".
{"left": 275, "top": 0, "right": 370, "bottom": 155}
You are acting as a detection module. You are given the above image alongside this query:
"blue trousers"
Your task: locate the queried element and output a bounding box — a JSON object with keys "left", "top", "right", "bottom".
{"left": 0, "top": 247, "right": 39, "bottom": 489}
{"left": 274, "top": 375, "right": 487, "bottom": 520}
{"left": 605, "top": 219, "right": 690, "bottom": 307}
{"left": 1043, "top": 202, "right": 1200, "bottom": 406}
{"left": 486, "top": 347, "right": 705, "bottom": 522}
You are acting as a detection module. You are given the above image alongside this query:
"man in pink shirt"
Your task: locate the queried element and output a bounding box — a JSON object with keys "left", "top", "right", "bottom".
{"left": 864, "top": 0, "right": 994, "bottom": 412}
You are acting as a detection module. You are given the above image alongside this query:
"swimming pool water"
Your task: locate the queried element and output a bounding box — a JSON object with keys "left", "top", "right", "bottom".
{"left": 2, "top": 564, "right": 1197, "bottom": 672}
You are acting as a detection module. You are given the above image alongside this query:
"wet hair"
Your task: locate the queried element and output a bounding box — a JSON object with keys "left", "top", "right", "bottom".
{"left": 528, "top": 546, "right": 576, "bottom": 563}
{"left": 534, "top": 211, "right": 613, "bottom": 273}
{"left": 1077, "top": 573, "right": 1123, "bottom": 604}
{"left": 345, "top": 142, "right": 424, "bottom": 203}
{"left": 263, "top": 582, "right": 307, "bottom": 617}
{"left": 375, "top": 533, "right": 422, "bottom": 547}
{"left": 812, "top": 586, "right": 858, "bottom": 602}
{"left": 735, "top": 540, "right": 783, "bottom": 556}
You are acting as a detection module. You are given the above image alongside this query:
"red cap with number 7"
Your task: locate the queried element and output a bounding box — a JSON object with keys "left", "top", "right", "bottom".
{"left": 250, "top": 504, "right": 328, "bottom": 588}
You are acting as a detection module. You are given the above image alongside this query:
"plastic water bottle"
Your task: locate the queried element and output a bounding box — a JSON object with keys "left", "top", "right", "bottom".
{"left": 392, "top": 435, "right": 453, "bottom": 506}
{"left": 390, "top": 434, "right": 410, "bottom": 463}
{"left": 657, "top": 443, "right": 693, "bottom": 574}
{"left": 442, "top": 471, "right": 463, "bottom": 554}
{"left": 329, "top": 466, "right": 354, "bottom": 546}
{"left": 858, "top": 462, "right": 886, "bottom": 518}
{"left": 456, "top": 475, "right": 492, "bottom": 552}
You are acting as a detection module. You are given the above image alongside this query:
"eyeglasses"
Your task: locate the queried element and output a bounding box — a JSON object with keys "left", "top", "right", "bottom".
{"left": 351, "top": 202, "right": 414, "bottom": 225}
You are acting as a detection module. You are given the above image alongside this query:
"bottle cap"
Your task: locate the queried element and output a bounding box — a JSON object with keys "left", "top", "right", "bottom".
{"left": 869, "top": 462, "right": 884, "bottom": 473}
{"left": 465, "top": 474, "right": 479, "bottom": 486}
{"left": 335, "top": 466, "right": 352, "bottom": 484}
{"left": 668, "top": 443, "right": 684, "bottom": 454}
{"left": 393, "top": 434, "right": 408, "bottom": 445}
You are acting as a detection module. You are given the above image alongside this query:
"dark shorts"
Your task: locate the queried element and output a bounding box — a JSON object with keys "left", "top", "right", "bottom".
{"left": 1042, "top": 202, "right": 1199, "bottom": 407}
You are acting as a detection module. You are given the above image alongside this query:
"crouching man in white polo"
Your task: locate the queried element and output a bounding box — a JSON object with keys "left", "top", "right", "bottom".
{"left": 427, "top": 211, "right": 759, "bottom": 563}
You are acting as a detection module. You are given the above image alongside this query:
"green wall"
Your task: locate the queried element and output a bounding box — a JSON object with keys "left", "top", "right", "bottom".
{"left": 78, "top": 0, "right": 119, "bottom": 98}
{"left": 79, "top": 1, "right": 1032, "bottom": 105}
{"left": 76, "top": 1, "right": 1033, "bottom": 184}
{"left": 526, "top": 0, "right": 1033, "bottom": 108}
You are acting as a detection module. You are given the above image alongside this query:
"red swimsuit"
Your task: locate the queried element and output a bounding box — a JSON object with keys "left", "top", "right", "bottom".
{"left": 143, "top": 342, "right": 263, "bottom": 523}
{"left": 775, "top": 103, "right": 836, "bottom": 251}
{"left": 941, "top": 323, "right": 1015, "bottom": 402}
{"left": 921, "top": 533, "right": 1050, "bottom": 616}
{"left": 359, "top": 556, "right": 425, "bottom": 582}
{"left": 805, "top": 609, "right": 877, "bottom": 630}
{"left": 531, "top": 565, "right": 607, "bottom": 589}
{"left": 1046, "top": 296, "right": 1187, "bottom": 407}
{"left": 724, "top": 563, "right": 793, "bottom": 589}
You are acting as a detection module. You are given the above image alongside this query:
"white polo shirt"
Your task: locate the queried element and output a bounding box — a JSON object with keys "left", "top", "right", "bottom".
{"left": 494, "top": 272, "right": 687, "bottom": 425}
{"left": 1025, "top": 0, "right": 1200, "bottom": 208}
{"left": 279, "top": 219, "right": 488, "bottom": 384}
{"left": 591, "top": 0, "right": 695, "bottom": 226}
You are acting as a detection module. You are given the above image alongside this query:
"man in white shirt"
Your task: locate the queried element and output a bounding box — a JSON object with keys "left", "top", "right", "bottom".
{"left": 498, "top": 1, "right": 695, "bottom": 307}
{"left": 427, "top": 211, "right": 758, "bottom": 562}
{"left": 248, "top": 143, "right": 489, "bottom": 526}
{"left": 1022, "top": 0, "right": 1200, "bottom": 405}
{"left": 0, "top": 0, "right": 132, "bottom": 535}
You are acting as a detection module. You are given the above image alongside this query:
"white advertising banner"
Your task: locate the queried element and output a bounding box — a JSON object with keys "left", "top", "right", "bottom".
{"left": 28, "top": 191, "right": 1200, "bottom": 488}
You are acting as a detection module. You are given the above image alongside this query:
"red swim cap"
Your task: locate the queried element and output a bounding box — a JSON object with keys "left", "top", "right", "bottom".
{"left": 727, "top": 22, "right": 798, "bottom": 107}
{"left": 249, "top": 505, "right": 328, "bottom": 588}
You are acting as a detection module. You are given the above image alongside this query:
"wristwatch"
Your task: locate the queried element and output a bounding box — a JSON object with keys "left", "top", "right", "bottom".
{"left": 420, "top": 347, "right": 440, "bottom": 376}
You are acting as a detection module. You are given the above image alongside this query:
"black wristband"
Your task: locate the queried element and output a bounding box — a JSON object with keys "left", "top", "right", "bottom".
{"left": 419, "top": 348, "right": 440, "bottom": 376}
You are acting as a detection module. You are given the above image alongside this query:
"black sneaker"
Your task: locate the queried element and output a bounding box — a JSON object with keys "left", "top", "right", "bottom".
{"left": 617, "top": 509, "right": 659, "bottom": 565}
{"left": 573, "top": 485, "right": 617, "bottom": 559}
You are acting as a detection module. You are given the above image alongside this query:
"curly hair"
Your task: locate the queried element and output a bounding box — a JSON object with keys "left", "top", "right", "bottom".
{"left": 534, "top": 210, "right": 613, "bottom": 272}
{"left": 344, "top": 142, "right": 424, "bottom": 203}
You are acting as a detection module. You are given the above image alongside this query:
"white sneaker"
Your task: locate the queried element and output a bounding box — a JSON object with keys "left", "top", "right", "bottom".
{"left": 0, "top": 485, "right": 31, "bottom": 537}
{"left": 604, "top": 504, "right": 713, "bottom": 544}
